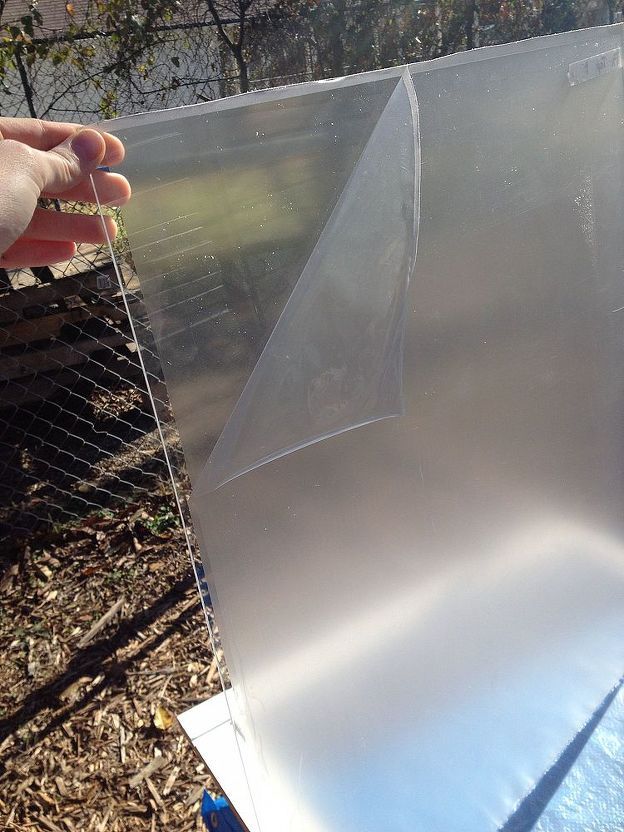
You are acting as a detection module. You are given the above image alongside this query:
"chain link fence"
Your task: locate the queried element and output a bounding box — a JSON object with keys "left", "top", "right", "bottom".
{"left": 0, "top": 4, "right": 329, "bottom": 545}
{"left": 0, "top": 244, "right": 181, "bottom": 538}
{"left": 0, "top": 20, "right": 230, "bottom": 544}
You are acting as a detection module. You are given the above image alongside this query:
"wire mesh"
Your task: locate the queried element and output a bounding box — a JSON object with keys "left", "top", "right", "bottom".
{"left": 0, "top": 17, "right": 235, "bottom": 546}
{"left": 0, "top": 241, "right": 178, "bottom": 537}
{"left": 0, "top": 4, "right": 617, "bottom": 545}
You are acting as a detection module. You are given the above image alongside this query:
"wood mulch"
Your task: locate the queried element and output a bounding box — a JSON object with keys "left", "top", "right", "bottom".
{"left": 0, "top": 496, "right": 219, "bottom": 831}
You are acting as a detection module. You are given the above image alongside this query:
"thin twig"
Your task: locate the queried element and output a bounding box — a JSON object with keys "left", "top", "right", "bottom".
{"left": 77, "top": 597, "right": 125, "bottom": 648}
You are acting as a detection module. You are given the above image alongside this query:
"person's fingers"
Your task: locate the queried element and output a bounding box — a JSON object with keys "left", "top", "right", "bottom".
{"left": 0, "top": 117, "right": 77, "bottom": 147}
{"left": 0, "top": 117, "right": 124, "bottom": 164}
{"left": 41, "top": 129, "right": 108, "bottom": 193}
{"left": 0, "top": 120, "right": 128, "bottom": 264}
{"left": 45, "top": 170, "right": 131, "bottom": 206}
{"left": 21, "top": 207, "right": 117, "bottom": 244}
{"left": 0, "top": 239, "right": 77, "bottom": 268}
{"left": 4, "top": 128, "right": 107, "bottom": 199}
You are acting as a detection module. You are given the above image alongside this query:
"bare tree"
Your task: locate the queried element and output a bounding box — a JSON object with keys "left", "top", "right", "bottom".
{"left": 204, "top": 0, "right": 258, "bottom": 92}
{"left": 465, "top": 0, "right": 480, "bottom": 49}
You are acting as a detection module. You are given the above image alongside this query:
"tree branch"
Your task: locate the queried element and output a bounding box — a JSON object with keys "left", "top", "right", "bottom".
{"left": 205, "top": 0, "right": 235, "bottom": 50}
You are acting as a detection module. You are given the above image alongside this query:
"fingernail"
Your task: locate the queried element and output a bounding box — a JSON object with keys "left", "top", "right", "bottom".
{"left": 70, "top": 130, "right": 104, "bottom": 163}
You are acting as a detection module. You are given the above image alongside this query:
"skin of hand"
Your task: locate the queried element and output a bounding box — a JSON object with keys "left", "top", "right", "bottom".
{"left": 0, "top": 117, "right": 131, "bottom": 269}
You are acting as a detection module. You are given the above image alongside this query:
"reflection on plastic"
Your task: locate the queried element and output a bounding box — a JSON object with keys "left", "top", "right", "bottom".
{"left": 199, "top": 72, "right": 419, "bottom": 491}
{"left": 567, "top": 46, "right": 621, "bottom": 85}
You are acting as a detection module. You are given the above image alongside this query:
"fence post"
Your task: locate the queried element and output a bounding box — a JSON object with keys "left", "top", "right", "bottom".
{"left": 14, "top": 42, "right": 37, "bottom": 118}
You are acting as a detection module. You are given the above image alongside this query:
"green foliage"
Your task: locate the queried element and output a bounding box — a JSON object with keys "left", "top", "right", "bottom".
{"left": 0, "top": 2, "right": 46, "bottom": 79}
{"left": 143, "top": 507, "right": 179, "bottom": 536}
{"left": 258, "top": 0, "right": 589, "bottom": 81}
{"left": 541, "top": 0, "right": 579, "bottom": 34}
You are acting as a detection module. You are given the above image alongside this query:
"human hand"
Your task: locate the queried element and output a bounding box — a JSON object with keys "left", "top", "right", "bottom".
{"left": 0, "top": 117, "right": 131, "bottom": 269}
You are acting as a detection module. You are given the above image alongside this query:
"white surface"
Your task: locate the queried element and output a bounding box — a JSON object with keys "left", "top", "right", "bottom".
{"left": 178, "top": 694, "right": 259, "bottom": 832}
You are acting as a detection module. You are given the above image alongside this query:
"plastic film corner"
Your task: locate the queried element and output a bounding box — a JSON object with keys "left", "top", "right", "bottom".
{"left": 198, "top": 71, "right": 420, "bottom": 493}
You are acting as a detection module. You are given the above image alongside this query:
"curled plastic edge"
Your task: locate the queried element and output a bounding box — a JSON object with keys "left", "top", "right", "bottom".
{"left": 196, "top": 69, "right": 421, "bottom": 494}
{"left": 568, "top": 47, "right": 621, "bottom": 85}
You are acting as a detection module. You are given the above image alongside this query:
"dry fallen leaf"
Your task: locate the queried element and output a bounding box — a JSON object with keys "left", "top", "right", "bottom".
{"left": 153, "top": 705, "right": 173, "bottom": 731}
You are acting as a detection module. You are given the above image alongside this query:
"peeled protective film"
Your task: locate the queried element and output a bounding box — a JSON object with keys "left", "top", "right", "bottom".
{"left": 97, "top": 24, "right": 624, "bottom": 832}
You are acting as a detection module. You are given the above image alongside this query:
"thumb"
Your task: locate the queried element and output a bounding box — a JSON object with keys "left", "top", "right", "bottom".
{"left": 0, "top": 128, "right": 106, "bottom": 257}
{"left": 34, "top": 128, "right": 106, "bottom": 195}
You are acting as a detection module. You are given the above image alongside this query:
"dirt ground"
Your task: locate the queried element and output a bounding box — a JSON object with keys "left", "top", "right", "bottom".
{"left": 0, "top": 493, "right": 219, "bottom": 831}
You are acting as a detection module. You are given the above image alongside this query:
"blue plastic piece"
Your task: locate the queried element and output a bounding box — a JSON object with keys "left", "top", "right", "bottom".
{"left": 201, "top": 790, "right": 246, "bottom": 831}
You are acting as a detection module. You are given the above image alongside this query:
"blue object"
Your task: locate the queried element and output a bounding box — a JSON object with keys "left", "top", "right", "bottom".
{"left": 202, "top": 790, "right": 246, "bottom": 831}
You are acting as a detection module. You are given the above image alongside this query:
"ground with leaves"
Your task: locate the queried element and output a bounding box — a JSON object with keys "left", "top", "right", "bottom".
{"left": 0, "top": 495, "right": 219, "bottom": 831}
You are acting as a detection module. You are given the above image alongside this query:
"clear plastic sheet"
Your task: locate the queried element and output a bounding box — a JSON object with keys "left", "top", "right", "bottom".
{"left": 98, "top": 25, "right": 624, "bottom": 832}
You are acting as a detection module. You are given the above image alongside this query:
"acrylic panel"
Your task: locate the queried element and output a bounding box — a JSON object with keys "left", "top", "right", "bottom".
{"left": 99, "top": 24, "right": 624, "bottom": 832}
